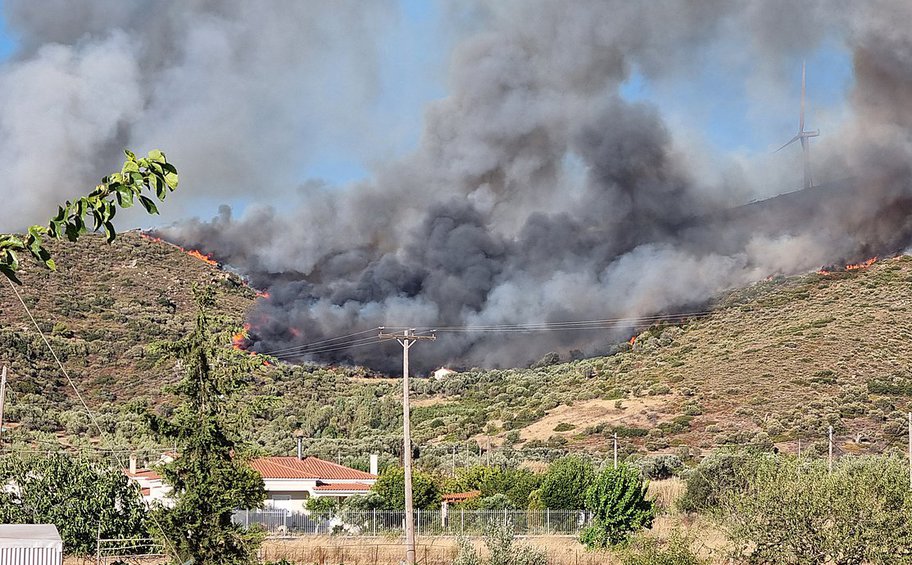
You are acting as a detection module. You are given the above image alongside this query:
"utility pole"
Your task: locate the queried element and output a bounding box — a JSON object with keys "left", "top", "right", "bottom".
{"left": 828, "top": 425, "right": 833, "bottom": 473}
{"left": 379, "top": 327, "right": 436, "bottom": 565}
{"left": 0, "top": 366, "right": 6, "bottom": 447}
{"left": 613, "top": 432, "right": 618, "bottom": 469}
{"left": 907, "top": 413, "right": 911, "bottom": 489}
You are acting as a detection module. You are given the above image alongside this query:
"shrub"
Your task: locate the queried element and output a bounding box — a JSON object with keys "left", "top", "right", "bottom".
{"left": 454, "top": 523, "right": 547, "bottom": 565}
{"left": 580, "top": 465, "right": 655, "bottom": 548}
{"left": 677, "top": 450, "right": 756, "bottom": 514}
{"left": 538, "top": 455, "right": 594, "bottom": 509}
{"left": 617, "top": 531, "right": 706, "bottom": 565}
{"left": 633, "top": 455, "right": 684, "bottom": 480}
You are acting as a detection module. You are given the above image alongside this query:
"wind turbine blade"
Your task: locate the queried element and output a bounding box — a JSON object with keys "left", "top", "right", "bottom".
{"left": 775, "top": 135, "right": 800, "bottom": 153}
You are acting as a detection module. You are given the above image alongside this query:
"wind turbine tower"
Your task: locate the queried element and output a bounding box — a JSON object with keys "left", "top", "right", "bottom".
{"left": 776, "top": 61, "right": 820, "bottom": 190}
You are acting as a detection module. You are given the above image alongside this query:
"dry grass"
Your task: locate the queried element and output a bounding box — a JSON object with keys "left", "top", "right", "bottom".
{"left": 519, "top": 397, "right": 669, "bottom": 443}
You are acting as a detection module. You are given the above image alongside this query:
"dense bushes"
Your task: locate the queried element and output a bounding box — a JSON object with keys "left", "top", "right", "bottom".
{"left": 722, "top": 455, "right": 912, "bottom": 563}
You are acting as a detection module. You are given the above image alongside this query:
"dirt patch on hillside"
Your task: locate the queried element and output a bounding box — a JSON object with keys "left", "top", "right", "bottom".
{"left": 520, "top": 397, "right": 669, "bottom": 442}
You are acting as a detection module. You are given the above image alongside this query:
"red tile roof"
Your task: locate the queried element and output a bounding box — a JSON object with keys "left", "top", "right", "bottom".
{"left": 250, "top": 457, "right": 377, "bottom": 480}
{"left": 123, "top": 468, "right": 161, "bottom": 480}
{"left": 442, "top": 490, "right": 481, "bottom": 503}
{"left": 313, "top": 482, "right": 372, "bottom": 492}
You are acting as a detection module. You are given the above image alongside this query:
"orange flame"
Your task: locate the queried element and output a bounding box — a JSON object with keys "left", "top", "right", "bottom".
{"left": 140, "top": 233, "right": 219, "bottom": 267}
{"left": 845, "top": 257, "right": 877, "bottom": 271}
{"left": 628, "top": 336, "right": 636, "bottom": 346}
{"left": 256, "top": 290, "right": 271, "bottom": 299}
{"left": 186, "top": 249, "right": 218, "bottom": 266}
{"left": 232, "top": 323, "right": 250, "bottom": 350}
{"left": 818, "top": 256, "right": 877, "bottom": 275}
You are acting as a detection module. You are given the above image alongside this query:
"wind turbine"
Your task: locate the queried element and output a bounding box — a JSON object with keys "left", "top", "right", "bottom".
{"left": 776, "top": 61, "right": 820, "bottom": 190}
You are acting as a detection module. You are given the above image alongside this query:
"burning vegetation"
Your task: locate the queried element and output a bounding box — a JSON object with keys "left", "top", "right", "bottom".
{"left": 817, "top": 257, "right": 878, "bottom": 276}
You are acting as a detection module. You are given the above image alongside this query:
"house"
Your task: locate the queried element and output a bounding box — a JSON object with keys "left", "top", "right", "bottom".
{"left": 125, "top": 453, "right": 378, "bottom": 513}
{"left": 251, "top": 454, "right": 378, "bottom": 513}
{"left": 433, "top": 367, "right": 457, "bottom": 380}
{"left": 123, "top": 455, "right": 171, "bottom": 506}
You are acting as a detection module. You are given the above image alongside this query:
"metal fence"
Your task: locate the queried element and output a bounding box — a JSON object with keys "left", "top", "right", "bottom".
{"left": 95, "top": 537, "right": 166, "bottom": 565}
{"left": 232, "top": 508, "right": 591, "bottom": 537}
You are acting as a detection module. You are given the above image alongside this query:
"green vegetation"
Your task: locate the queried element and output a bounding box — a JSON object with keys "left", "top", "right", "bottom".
{"left": 0, "top": 149, "right": 178, "bottom": 283}
{"left": 721, "top": 456, "right": 912, "bottom": 563}
{"left": 371, "top": 466, "right": 441, "bottom": 510}
{"left": 146, "top": 289, "right": 266, "bottom": 565}
{"left": 454, "top": 523, "right": 547, "bottom": 565}
{"left": 616, "top": 531, "right": 706, "bottom": 565}
{"left": 534, "top": 455, "right": 594, "bottom": 509}
{"left": 580, "top": 465, "right": 655, "bottom": 548}
{"left": 0, "top": 453, "right": 148, "bottom": 555}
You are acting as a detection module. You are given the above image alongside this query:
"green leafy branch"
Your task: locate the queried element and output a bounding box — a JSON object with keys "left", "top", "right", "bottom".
{"left": 0, "top": 149, "right": 179, "bottom": 284}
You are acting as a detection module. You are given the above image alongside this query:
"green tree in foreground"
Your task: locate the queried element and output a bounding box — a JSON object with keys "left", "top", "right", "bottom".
{"left": 372, "top": 466, "right": 441, "bottom": 509}
{"left": 146, "top": 288, "right": 266, "bottom": 565}
{"left": 0, "top": 454, "right": 148, "bottom": 555}
{"left": 580, "top": 465, "right": 655, "bottom": 549}
{"left": 722, "top": 455, "right": 912, "bottom": 564}
{"left": 534, "top": 455, "right": 594, "bottom": 509}
{"left": 0, "top": 148, "right": 178, "bottom": 283}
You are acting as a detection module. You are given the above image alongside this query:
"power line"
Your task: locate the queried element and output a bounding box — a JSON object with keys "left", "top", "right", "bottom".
{"left": 254, "top": 310, "right": 711, "bottom": 358}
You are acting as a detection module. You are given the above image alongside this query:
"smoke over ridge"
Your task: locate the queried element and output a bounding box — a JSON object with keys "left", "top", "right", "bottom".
{"left": 3, "top": 1, "right": 912, "bottom": 371}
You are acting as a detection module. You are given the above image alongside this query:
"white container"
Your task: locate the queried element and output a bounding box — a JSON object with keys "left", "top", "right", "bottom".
{"left": 0, "top": 524, "right": 63, "bottom": 565}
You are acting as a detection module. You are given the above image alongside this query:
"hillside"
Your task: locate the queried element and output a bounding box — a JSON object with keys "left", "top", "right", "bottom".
{"left": 407, "top": 255, "right": 912, "bottom": 463}
{"left": 1, "top": 234, "right": 911, "bottom": 471}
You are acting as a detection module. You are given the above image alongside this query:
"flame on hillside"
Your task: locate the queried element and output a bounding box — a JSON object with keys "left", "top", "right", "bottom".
{"left": 628, "top": 335, "right": 637, "bottom": 346}
{"left": 232, "top": 323, "right": 251, "bottom": 350}
{"left": 817, "top": 256, "right": 878, "bottom": 275}
{"left": 140, "top": 232, "right": 219, "bottom": 267}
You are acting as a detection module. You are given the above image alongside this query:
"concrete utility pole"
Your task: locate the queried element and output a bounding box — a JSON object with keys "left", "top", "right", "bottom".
{"left": 0, "top": 366, "right": 6, "bottom": 446}
{"left": 379, "top": 327, "right": 436, "bottom": 565}
{"left": 613, "top": 432, "right": 618, "bottom": 469}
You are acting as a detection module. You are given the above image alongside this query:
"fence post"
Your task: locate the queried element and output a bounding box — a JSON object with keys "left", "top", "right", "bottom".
{"left": 245, "top": 509, "right": 249, "bottom": 529}
{"left": 461, "top": 508, "right": 464, "bottom": 536}
{"left": 417, "top": 508, "right": 421, "bottom": 538}
{"left": 828, "top": 425, "right": 833, "bottom": 473}
{"left": 546, "top": 508, "right": 550, "bottom": 535}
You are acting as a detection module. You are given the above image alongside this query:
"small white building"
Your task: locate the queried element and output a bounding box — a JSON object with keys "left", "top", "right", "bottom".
{"left": 0, "top": 524, "right": 63, "bottom": 565}
{"left": 126, "top": 454, "right": 378, "bottom": 513}
{"left": 433, "top": 367, "right": 457, "bottom": 380}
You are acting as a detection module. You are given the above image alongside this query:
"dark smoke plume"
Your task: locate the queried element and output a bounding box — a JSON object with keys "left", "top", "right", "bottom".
{"left": 3, "top": 1, "right": 912, "bottom": 371}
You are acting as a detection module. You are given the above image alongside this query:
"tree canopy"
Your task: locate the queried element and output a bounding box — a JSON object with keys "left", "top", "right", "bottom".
{"left": 0, "top": 453, "right": 148, "bottom": 555}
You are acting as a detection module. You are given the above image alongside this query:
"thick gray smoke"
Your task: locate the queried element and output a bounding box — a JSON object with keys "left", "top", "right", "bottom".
{"left": 4, "top": 1, "right": 912, "bottom": 371}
